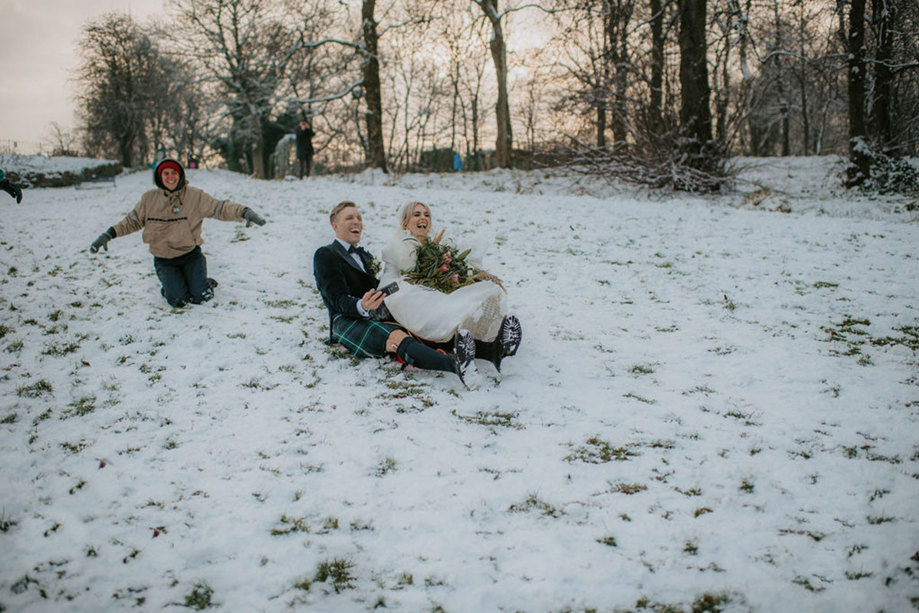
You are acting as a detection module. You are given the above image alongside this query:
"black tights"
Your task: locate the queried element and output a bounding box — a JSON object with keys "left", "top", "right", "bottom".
{"left": 394, "top": 337, "right": 455, "bottom": 373}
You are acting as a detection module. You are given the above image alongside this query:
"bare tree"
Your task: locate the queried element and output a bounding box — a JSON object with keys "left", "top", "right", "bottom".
{"left": 168, "top": 0, "right": 301, "bottom": 178}
{"left": 46, "top": 122, "right": 80, "bottom": 157}
{"left": 76, "top": 13, "right": 165, "bottom": 166}
{"left": 843, "top": 0, "right": 870, "bottom": 186}
{"left": 472, "top": 0, "right": 514, "bottom": 167}
{"left": 647, "top": 0, "right": 667, "bottom": 131}
{"left": 361, "top": 0, "right": 389, "bottom": 172}
{"left": 282, "top": 1, "right": 352, "bottom": 119}
{"left": 871, "top": 0, "right": 895, "bottom": 153}
{"left": 677, "top": 0, "right": 717, "bottom": 176}
{"left": 433, "top": 0, "right": 491, "bottom": 167}
{"left": 384, "top": 35, "right": 447, "bottom": 171}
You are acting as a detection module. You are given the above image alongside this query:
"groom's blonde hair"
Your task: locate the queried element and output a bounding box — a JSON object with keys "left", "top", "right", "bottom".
{"left": 330, "top": 200, "right": 357, "bottom": 224}
{"left": 400, "top": 201, "right": 431, "bottom": 230}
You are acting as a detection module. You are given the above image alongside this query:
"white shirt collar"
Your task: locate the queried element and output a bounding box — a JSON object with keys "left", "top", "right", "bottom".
{"left": 335, "top": 238, "right": 358, "bottom": 252}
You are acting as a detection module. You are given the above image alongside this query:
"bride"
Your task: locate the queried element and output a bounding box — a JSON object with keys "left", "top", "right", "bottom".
{"left": 380, "top": 201, "right": 521, "bottom": 371}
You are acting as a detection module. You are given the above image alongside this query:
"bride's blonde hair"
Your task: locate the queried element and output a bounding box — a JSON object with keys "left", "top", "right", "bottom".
{"left": 399, "top": 201, "right": 431, "bottom": 230}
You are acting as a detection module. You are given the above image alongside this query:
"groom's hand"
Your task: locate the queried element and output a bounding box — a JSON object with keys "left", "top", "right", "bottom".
{"left": 361, "top": 288, "right": 385, "bottom": 312}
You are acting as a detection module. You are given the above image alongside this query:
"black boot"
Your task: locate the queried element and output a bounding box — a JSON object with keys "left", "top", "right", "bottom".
{"left": 396, "top": 331, "right": 475, "bottom": 387}
{"left": 475, "top": 338, "right": 502, "bottom": 372}
{"left": 476, "top": 316, "right": 522, "bottom": 372}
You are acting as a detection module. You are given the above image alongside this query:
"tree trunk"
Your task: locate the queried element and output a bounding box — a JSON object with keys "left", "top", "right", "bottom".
{"left": 118, "top": 136, "right": 134, "bottom": 168}
{"left": 479, "top": 0, "right": 513, "bottom": 168}
{"left": 648, "top": 0, "right": 664, "bottom": 130}
{"left": 797, "top": 4, "right": 811, "bottom": 155}
{"left": 597, "top": 101, "right": 607, "bottom": 149}
{"left": 606, "top": 0, "right": 632, "bottom": 147}
{"left": 872, "top": 0, "right": 894, "bottom": 153}
{"left": 471, "top": 91, "right": 480, "bottom": 169}
{"left": 799, "top": 73, "right": 810, "bottom": 155}
{"left": 715, "top": 29, "right": 730, "bottom": 146}
{"left": 362, "top": 0, "right": 388, "bottom": 173}
{"left": 678, "top": 0, "right": 713, "bottom": 158}
{"left": 772, "top": 0, "right": 790, "bottom": 156}
{"left": 251, "top": 139, "right": 266, "bottom": 179}
{"left": 845, "top": 0, "right": 869, "bottom": 186}
{"left": 737, "top": 0, "right": 754, "bottom": 155}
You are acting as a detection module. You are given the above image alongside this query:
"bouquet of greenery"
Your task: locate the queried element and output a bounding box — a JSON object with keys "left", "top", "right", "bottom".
{"left": 403, "top": 230, "right": 503, "bottom": 294}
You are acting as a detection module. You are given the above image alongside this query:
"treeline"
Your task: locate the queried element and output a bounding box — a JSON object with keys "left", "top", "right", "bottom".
{"left": 71, "top": 0, "right": 919, "bottom": 192}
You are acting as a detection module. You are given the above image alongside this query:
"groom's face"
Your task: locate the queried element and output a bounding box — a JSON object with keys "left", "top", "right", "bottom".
{"left": 332, "top": 206, "right": 363, "bottom": 246}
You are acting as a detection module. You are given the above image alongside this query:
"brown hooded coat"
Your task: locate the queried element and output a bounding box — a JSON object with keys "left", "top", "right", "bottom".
{"left": 112, "top": 180, "right": 247, "bottom": 259}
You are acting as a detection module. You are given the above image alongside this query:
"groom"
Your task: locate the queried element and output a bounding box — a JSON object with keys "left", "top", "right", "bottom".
{"left": 313, "top": 201, "right": 475, "bottom": 385}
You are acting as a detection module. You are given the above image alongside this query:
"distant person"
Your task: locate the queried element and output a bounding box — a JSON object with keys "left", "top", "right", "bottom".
{"left": 0, "top": 169, "right": 23, "bottom": 203}
{"left": 295, "top": 119, "right": 315, "bottom": 178}
{"left": 152, "top": 144, "right": 166, "bottom": 168}
{"left": 88, "top": 158, "right": 266, "bottom": 308}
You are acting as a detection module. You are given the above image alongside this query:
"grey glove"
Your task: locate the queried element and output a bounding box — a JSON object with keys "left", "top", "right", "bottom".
{"left": 241, "top": 208, "right": 266, "bottom": 227}
{"left": 90, "top": 229, "right": 115, "bottom": 253}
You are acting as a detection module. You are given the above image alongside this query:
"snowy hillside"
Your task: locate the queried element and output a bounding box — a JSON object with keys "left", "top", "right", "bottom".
{"left": 0, "top": 158, "right": 916, "bottom": 612}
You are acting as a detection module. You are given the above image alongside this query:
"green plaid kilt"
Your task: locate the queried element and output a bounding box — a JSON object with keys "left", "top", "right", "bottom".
{"left": 332, "top": 315, "right": 402, "bottom": 358}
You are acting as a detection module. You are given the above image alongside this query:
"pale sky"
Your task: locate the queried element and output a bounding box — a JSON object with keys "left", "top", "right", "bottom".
{"left": 0, "top": 0, "right": 165, "bottom": 153}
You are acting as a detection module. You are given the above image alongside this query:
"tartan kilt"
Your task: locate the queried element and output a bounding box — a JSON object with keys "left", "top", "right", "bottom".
{"left": 332, "top": 315, "right": 402, "bottom": 358}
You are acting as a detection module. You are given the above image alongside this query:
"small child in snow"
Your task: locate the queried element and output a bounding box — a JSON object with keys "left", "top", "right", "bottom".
{"left": 89, "top": 158, "right": 266, "bottom": 307}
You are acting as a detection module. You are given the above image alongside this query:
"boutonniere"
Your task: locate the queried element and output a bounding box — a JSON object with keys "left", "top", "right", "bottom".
{"left": 368, "top": 258, "right": 382, "bottom": 277}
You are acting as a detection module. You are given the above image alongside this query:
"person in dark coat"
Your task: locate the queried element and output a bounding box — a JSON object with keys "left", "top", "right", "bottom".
{"left": 295, "top": 119, "right": 315, "bottom": 179}
{"left": 313, "top": 200, "right": 476, "bottom": 387}
{"left": 0, "top": 169, "right": 23, "bottom": 203}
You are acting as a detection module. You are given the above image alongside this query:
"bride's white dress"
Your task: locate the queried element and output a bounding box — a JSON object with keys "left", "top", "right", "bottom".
{"left": 380, "top": 229, "right": 507, "bottom": 343}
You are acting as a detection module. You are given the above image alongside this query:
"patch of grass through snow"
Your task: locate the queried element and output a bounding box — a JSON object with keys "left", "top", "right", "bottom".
{"left": 508, "top": 493, "right": 563, "bottom": 518}
{"left": 313, "top": 558, "right": 355, "bottom": 592}
{"left": 566, "top": 436, "right": 640, "bottom": 463}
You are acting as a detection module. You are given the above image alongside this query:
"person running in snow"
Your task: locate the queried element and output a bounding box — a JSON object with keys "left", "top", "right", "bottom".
{"left": 0, "top": 169, "right": 23, "bottom": 203}
{"left": 88, "top": 158, "right": 266, "bottom": 307}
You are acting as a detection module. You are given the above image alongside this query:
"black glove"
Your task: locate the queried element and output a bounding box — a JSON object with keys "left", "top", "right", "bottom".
{"left": 242, "top": 208, "right": 265, "bottom": 227}
{"left": 0, "top": 179, "right": 22, "bottom": 204}
{"left": 90, "top": 229, "right": 115, "bottom": 253}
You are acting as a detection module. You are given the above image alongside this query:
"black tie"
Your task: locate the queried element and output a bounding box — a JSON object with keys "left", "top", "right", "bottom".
{"left": 349, "top": 245, "right": 359, "bottom": 254}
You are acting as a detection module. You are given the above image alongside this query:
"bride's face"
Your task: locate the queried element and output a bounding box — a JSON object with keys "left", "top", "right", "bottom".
{"left": 405, "top": 204, "right": 431, "bottom": 238}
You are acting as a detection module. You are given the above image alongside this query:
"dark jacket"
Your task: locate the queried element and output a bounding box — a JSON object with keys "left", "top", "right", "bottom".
{"left": 313, "top": 241, "right": 380, "bottom": 341}
{"left": 296, "top": 126, "right": 315, "bottom": 158}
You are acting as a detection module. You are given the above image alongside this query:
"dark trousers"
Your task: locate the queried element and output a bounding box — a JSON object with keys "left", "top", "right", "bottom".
{"left": 153, "top": 246, "right": 211, "bottom": 307}
{"left": 298, "top": 156, "right": 313, "bottom": 179}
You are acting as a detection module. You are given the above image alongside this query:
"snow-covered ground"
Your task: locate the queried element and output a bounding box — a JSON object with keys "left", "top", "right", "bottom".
{"left": 0, "top": 157, "right": 916, "bottom": 612}
{"left": 0, "top": 154, "right": 118, "bottom": 175}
